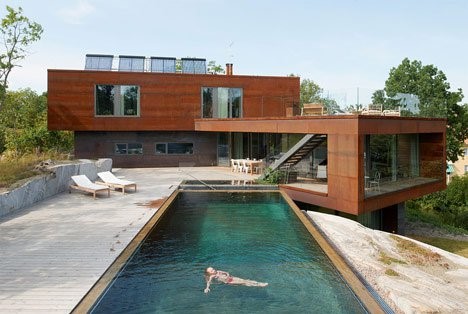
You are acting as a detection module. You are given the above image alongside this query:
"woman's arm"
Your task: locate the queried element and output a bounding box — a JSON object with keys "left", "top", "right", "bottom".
{"left": 204, "top": 275, "right": 214, "bottom": 293}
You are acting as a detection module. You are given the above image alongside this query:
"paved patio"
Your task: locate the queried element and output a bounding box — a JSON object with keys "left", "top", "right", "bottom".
{"left": 0, "top": 167, "right": 257, "bottom": 313}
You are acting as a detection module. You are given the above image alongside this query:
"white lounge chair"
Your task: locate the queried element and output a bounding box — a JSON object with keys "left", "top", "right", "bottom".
{"left": 70, "top": 175, "right": 110, "bottom": 199}
{"left": 97, "top": 171, "right": 137, "bottom": 194}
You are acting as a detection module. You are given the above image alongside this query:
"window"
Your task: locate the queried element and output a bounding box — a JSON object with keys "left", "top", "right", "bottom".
{"left": 115, "top": 143, "right": 143, "bottom": 155}
{"left": 95, "top": 85, "right": 139, "bottom": 116}
{"left": 155, "top": 143, "right": 193, "bottom": 154}
{"left": 202, "top": 87, "right": 243, "bottom": 118}
{"left": 155, "top": 143, "right": 167, "bottom": 154}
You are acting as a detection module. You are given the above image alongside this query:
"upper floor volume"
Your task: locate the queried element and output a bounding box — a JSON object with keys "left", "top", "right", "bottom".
{"left": 84, "top": 54, "right": 208, "bottom": 74}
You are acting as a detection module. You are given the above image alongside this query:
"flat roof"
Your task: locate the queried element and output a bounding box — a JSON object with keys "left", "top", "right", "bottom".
{"left": 195, "top": 116, "right": 446, "bottom": 135}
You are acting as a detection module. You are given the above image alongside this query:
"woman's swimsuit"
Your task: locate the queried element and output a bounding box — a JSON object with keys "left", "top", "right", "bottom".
{"left": 216, "top": 271, "right": 233, "bottom": 283}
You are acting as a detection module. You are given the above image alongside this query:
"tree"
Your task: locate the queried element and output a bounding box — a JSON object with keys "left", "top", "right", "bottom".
{"left": 371, "top": 89, "right": 386, "bottom": 106}
{"left": 378, "top": 58, "right": 468, "bottom": 162}
{"left": 207, "top": 60, "right": 224, "bottom": 74}
{"left": 300, "top": 78, "right": 322, "bottom": 106}
{"left": 0, "top": 6, "right": 43, "bottom": 108}
{"left": 0, "top": 89, "right": 72, "bottom": 155}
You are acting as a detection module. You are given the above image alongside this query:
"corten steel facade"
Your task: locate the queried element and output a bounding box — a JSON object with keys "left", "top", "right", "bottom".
{"left": 48, "top": 67, "right": 446, "bottom": 230}
{"left": 48, "top": 70, "right": 300, "bottom": 131}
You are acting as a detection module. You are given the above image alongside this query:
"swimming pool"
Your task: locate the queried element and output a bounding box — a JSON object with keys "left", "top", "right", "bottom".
{"left": 86, "top": 191, "right": 369, "bottom": 313}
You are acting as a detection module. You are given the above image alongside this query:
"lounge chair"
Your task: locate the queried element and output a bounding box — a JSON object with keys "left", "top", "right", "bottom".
{"left": 70, "top": 175, "right": 110, "bottom": 199}
{"left": 97, "top": 171, "right": 137, "bottom": 194}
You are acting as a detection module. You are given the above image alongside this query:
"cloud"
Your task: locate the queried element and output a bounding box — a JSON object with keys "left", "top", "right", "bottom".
{"left": 57, "top": 0, "right": 96, "bottom": 25}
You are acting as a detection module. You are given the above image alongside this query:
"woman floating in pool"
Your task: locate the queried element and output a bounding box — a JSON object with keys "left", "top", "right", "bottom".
{"left": 204, "top": 267, "right": 268, "bottom": 293}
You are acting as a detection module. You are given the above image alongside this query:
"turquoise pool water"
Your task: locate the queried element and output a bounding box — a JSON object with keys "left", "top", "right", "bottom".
{"left": 91, "top": 192, "right": 366, "bottom": 313}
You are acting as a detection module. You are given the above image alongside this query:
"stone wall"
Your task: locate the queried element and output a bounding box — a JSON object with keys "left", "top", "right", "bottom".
{"left": 0, "top": 159, "right": 112, "bottom": 218}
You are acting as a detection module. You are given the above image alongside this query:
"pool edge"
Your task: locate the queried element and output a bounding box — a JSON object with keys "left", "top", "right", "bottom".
{"left": 72, "top": 189, "right": 389, "bottom": 314}
{"left": 71, "top": 190, "right": 181, "bottom": 314}
{"left": 280, "top": 190, "right": 388, "bottom": 314}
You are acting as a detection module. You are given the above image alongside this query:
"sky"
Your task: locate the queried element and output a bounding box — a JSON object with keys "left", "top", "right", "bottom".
{"left": 3, "top": 0, "right": 468, "bottom": 108}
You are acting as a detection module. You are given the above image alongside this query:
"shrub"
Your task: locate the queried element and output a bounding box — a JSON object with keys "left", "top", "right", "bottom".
{"left": 407, "top": 175, "right": 468, "bottom": 232}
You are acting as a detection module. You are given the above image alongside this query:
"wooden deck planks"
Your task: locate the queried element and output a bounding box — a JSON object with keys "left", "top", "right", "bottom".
{"left": 0, "top": 167, "right": 254, "bottom": 313}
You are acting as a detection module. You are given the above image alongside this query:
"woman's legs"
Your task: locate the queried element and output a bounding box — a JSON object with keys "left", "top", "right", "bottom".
{"left": 229, "top": 277, "right": 268, "bottom": 287}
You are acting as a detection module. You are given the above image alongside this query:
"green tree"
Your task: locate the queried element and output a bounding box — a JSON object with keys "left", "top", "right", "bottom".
{"left": 0, "top": 89, "right": 72, "bottom": 155}
{"left": 207, "top": 60, "right": 224, "bottom": 74}
{"left": 371, "top": 89, "right": 386, "bottom": 106}
{"left": 0, "top": 6, "right": 43, "bottom": 107}
{"left": 321, "top": 97, "right": 341, "bottom": 114}
{"left": 378, "top": 58, "right": 468, "bottom": 162}
{"left": 408, "top": 175, "right": 468, "bottom": 230}
{"left": 300, "top": 78, "right": 322, "bottom": 106}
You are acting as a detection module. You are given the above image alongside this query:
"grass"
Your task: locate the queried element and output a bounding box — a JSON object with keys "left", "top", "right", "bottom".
{"left": 0, "top": 153, "right": 71, "bottom": 189}
{"left": 408, "top": 235, "right": 468, "bottom": 258}
{"left": 0, "top": 155, "right": 42, "bottom": 189}
{"left": 384, "top": 269, "right": 399, "bottom": 276}
{"left": 390, "top": 235, "right": 444, "bottom": 266}
{"left": 378, "top": 251, "right": 407, "bottom": 265}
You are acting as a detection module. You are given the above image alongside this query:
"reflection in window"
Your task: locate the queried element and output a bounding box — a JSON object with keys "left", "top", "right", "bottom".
{"left": 364, "top": 134, "right": 430, "bottom": 197}
{"left": 155, "top": 143, "right": 194, "bottom": 154}
{"left": 115, "top": 143, "right": 143, "bottom": 155}
{"left": 155, "top": 143, "right": 167, "bottom": 154}
{"left": 168, "top": 143, "right": 193, "bottom": 154}
{"left": 365, "top": 134, "right": 420, "bottom": 181}
{"left": 96, "top": 85, "right": 139, "bottom": 116}
{"left": 202, "top": 87, "right": 243, "bottom": 118}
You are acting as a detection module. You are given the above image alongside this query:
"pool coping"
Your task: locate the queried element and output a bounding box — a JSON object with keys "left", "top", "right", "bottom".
{"left": 72, "top": 189, "right": 387, "bottom": 313}
{"left": 71, "top": 189, "right": 180, "bottom": 313}
{"left": 280, "top": 190, "right": 388, "bottom": 314}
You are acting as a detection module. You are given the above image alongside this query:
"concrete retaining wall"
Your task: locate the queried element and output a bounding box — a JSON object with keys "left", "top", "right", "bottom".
{"left": 0, "top": 159, "right": 112, "bottom": 218}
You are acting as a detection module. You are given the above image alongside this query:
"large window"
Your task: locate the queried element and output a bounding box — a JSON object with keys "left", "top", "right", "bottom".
{"left": 155, "top": 143, "right": 193, "bottom": 155}
{"left": 202, "top": 87, "right": 242, "bottom": 118}
{"left": 95, "top": 85, "right": 139, "bottom": 116}
{"left": 363, "top": 134, "right": 436, "bottom": 197}
{"left": 115, "top": 143, "right": 143, "bottom": 155}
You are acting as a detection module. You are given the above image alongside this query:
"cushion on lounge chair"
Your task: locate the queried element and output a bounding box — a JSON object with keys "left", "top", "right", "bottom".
{"left": 97, "top": 171, "right": 137, "bottom": 194}
{"left": 70, "top": 175, "right": 110, "bottom": 199}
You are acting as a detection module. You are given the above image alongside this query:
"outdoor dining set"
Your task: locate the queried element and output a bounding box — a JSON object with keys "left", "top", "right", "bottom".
{"left": 230, "top": 158, "right": 265, "bottom": 175}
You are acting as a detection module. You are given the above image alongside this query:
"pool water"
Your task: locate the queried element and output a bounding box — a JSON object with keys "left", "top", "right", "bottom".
{"left": 91, "top": 192, "right": 366, "bottom": 313}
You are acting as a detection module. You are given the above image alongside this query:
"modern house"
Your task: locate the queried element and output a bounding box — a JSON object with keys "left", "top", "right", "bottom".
{"left": 48, "top": 54, "right": 447, "bottom": 232}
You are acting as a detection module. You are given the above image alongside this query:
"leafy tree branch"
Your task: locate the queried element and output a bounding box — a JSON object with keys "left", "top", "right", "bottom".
{"left": 0, "top": 6, "right": 43, "bottom": 108}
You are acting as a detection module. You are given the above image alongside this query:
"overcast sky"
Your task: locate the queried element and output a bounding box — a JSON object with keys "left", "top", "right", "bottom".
{"left": 3, "top": 0, "right": 468, "bottom": 107}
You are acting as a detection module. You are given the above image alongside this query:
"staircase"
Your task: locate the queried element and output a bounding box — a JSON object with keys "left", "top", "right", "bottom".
{"left": 267, "top": 134, "right": 326, "bottom": 173}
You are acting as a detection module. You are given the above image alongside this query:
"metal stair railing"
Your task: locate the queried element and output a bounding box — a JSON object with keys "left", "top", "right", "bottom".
{"left": 260, "top": 134, "right": 326, "bottom": 180}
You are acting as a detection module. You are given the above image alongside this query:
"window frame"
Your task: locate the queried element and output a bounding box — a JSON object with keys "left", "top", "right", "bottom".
{"left": 154, "top": 142, "right": 194, "bottom": 155}
{"left": 95, "top": 84, "right": 141, "bottom": 117}
{"left": 201, "top": 87, "right": 243, "bottom": 118}
{"left": 114, "top": 143, "right": 143, "bottom": 155}
{"left": 155, "top": 143, "right": 168, "bottom": 154}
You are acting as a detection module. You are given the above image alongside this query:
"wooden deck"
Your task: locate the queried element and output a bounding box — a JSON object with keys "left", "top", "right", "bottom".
{"left": 0, "top": 167, "right": 255, "bottom": 313}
